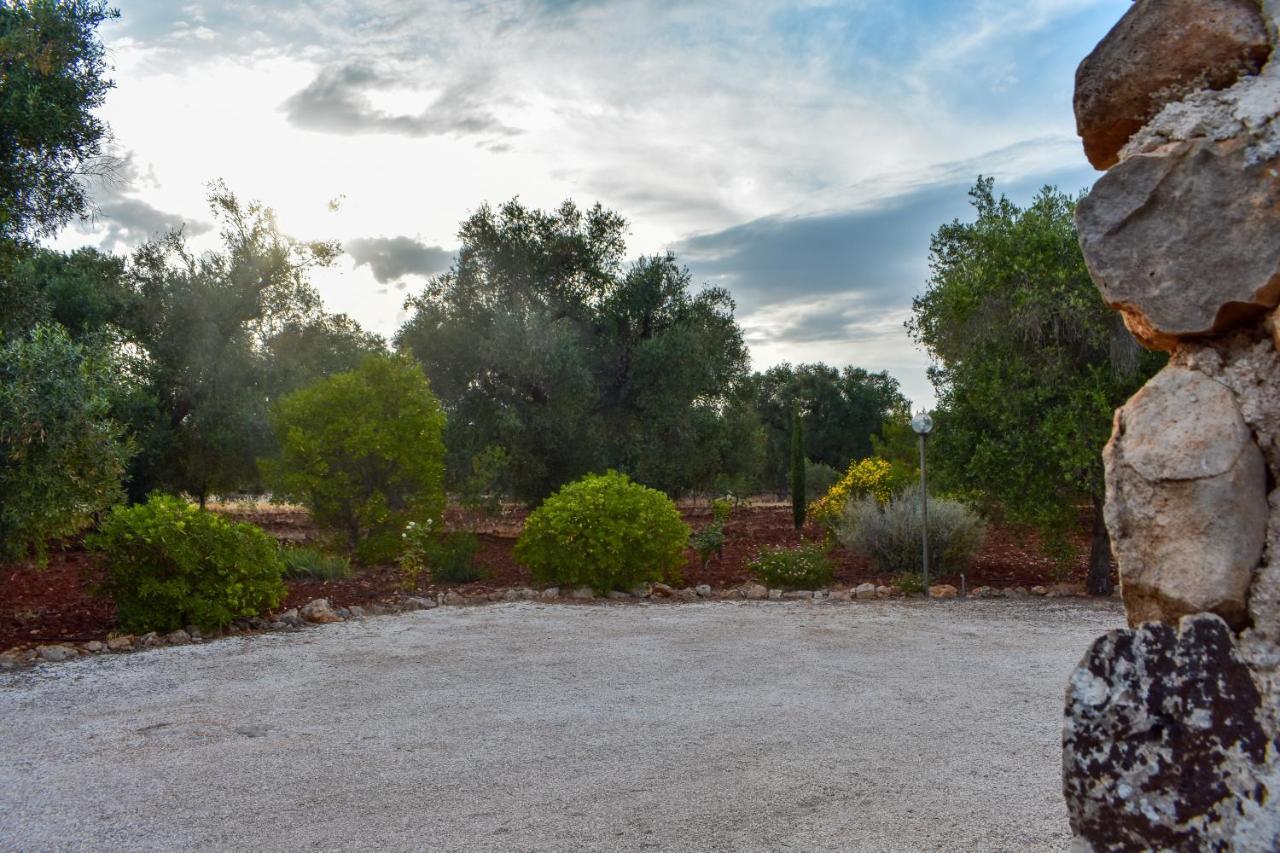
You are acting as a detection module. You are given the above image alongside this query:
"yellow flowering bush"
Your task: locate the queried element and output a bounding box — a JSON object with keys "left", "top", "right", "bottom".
{"left": 809, "top": 457, "right": 896, "bottom": 529}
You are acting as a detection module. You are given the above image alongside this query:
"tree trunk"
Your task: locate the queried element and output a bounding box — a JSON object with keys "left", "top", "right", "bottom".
{"left": 1087, "top": 494, "right": 1113, "bottom": 596}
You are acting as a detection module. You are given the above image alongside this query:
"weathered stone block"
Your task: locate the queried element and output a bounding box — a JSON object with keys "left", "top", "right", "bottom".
{"left": 1063, "top": 615, "right": 1275, "bottom": 850}
{"left": 1077, "top": 139, "right": 1280, "bottom": 350}
{"left": 1104, "top": 365, "right": 1266, "bottom": 628}
{"left": 1074, "top": 0, "right": 1270, "bottom": 170}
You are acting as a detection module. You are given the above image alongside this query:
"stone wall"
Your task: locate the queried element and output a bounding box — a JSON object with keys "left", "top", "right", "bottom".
{"left": 1062, "top": 1, "right": 1280, "bottom": 849}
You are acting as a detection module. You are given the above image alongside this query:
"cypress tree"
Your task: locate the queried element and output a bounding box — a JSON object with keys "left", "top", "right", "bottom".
{"left": 790, "top": 408, "right": 806, "bottom": 530}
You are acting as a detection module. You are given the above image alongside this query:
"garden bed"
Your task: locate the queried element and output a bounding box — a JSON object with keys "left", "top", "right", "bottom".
{"left": 0, "top": 502, "right": 1106, "bottom": 650}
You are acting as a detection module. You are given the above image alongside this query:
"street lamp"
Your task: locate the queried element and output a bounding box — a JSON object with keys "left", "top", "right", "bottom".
{"left": 911, "top": 411, "right": 933, "bottom": 598}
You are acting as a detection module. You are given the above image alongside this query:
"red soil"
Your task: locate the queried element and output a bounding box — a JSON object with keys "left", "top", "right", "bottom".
{"left": 0, "top": 502, "right": 1109, "bottom": 649}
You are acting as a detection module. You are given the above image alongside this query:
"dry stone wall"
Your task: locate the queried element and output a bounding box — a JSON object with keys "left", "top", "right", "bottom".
{"left": 1064, "top": 2, "right": 1280, "bottom": 849}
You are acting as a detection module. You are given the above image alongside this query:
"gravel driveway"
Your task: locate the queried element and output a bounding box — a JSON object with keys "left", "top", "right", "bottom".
{"left": 1, "top": 598, "right": 1122, "bottom": 852}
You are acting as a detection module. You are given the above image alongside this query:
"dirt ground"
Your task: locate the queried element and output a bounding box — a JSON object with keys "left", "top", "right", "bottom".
{"left": 0, "top": 502, "right": 1107, "bottom": 649}
{"left": 0, "top": 598, "right": 1124, "bottom": 852}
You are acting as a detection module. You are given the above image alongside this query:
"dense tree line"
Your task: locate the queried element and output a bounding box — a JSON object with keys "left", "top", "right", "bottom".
{"left": 7, "top": 2, "right": 1148, "bottom": 583}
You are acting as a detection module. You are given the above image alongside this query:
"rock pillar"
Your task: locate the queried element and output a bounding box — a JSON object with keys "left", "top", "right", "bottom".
{"left": 1063, "top": 1, "right": 1280, "bottom": 848}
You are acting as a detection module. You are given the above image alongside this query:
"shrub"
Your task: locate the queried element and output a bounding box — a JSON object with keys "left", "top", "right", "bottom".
{"left": 804, "top": 460, "right": 840, "bottom": 502}
{"left": 515, "top": 470, "right": 689, "bottom": 593}
{"left": 809, "top": 457, "right": 900, "bottom": 530}
{"left": 91, "top": 494, "right": 285, "bottom": 632}
{"left": 0, "top": 324, "right": 131, "bottom": 562}
{"left": 459, "top": 444, "right": 511, "bottom": 515}
{"left": 280, "top": 545, "right": 351, "bottom": 581}
{"left": 400, "top": 520, "right": 483, "bottom": 588}
{"left": 837, "top": 489, "right": 985, "bottom": 578}
{"left": 748, "top": 542, "right": 833, "bottom": 589}
{"left": 262, "top": 354, "right": 446, "bottom": 564}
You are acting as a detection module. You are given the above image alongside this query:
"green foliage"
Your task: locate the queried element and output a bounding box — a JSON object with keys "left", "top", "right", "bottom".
{"left": 121, "top": 184, "right": 348, "bottom": 504}
{"left": 909, "top": 178, "right": 1164, "bottom": 592}
{"left": 804, "top": 459, "right": 840, "bottom": 502}
{"left": 837, "top": 491, "right": 985, "bottom": 578}
{"left": 90, "top": 495, "right": 285, "bottom": 633}
{"left": 749, "top": 363, "right": 909, "bottom": 493}
{"left": 395, "top": 198, "right": 752, "bottom": 501}
{"left": 0, "top": 0, "right": 118, "bottom": 242}
{"left": 890, "top": 571, "right": 925, "bottom": 596}
{"left": 711, "top": 497, "right": 733, "bottom": 525}
{"left": 401, "top": 521, "right": 483, "bottom": 588}
{"left": 514, "top": 470, "right": 690, "bottom": 592}
{"left": 0, "top": 323, "right": 131, "bottom": 561}
{"left": 263, "top": 354, "right": 446, "bottom": 563}
{"left": 748, "top": 542, "right": 832, "bottom": 590}
{"left": 459, "top": 444, "right": 511, "bottom": 515}
{"left": 280, "top": 545, "right": 352, "bottom": 581}
{"left": 790, "top": 409, "right": 805, "bottom": 530}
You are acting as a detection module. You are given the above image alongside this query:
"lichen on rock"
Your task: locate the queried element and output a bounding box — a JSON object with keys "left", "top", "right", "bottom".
{"left": 1063, "top": 615, "right": 1276, "bottom": 851}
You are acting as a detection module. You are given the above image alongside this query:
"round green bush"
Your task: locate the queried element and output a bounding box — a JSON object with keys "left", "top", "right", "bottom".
{"left": 91, "top": 494, "right": 286, "bottom": 633}
{"left": 514, "top": 470, "right": 690, "bottom": 593}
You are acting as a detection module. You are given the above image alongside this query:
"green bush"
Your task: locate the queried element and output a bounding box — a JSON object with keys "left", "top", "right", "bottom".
{"left": 515, "top": 470, "right": 689, "bottom": 593}
{"left": 837, "top": 489, "right": 985, "bottom": 578}
{"left": 748, "top": 542, "right": 833, "bottom": 589}
{"left": 280, "top": 545, "right": 351, "bottom": 581}
{"left": 0, "top": 324, "right": 131, "bottom": 562}
{"left": 262, "top": 354, "right": 446, "bottom": 564}
{"left": 400, "top": 521, "right": 483, "bottom": 587}
{"left": 91, "top": 495, "right": 285, "bottom": 632}
{"left": 804, "top": 460, "right": 840, "bottom": 502}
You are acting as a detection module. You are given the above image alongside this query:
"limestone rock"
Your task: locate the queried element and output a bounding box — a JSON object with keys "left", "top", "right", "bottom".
{"left": 1030, "top": 586, "right": 1048, "bottom": 597}
{"left": 694, "top": 584, "right": 712, "bottom": 598}
{"left": 1076, "top": 138, "right": 1280, "bottom": 350}
{"left": 1063, "top": 615, "right": 1275, "bottom": 849}
{"left": 781, "top": 590, "right": 812, "bottom": 600}
{"left": 854, "top": 582, "right": 877, "bottom": 601}
{"left": 928, "top": 584, "right": 958, "bottom": 599}
{"left": 278, "top": 608, "right": 305, "bottom": 627}
{"left": 300, "top": 598, "right": 343, "bottom": 624}
{"left": 672, "top": 587, "right": 698, "bottom": 601}
{"left": 1104, "top": 365, "right": 1266, "bottom": 627}
{"left": 1073, "top": 0, "right": 1270, "bottom": 170}
{"left": 502, "top": 589, "right": 522, "bottom": 602}
{"left": 875, "top": 585, "right": 893, "bottom": 599}
{"left": 106, "top": 635, "right": 135, "bottom": 652}
{"left": 649, "top": 583, "right": 673, "bottom": 598}
{"left": 405, "top": 596, "right": 437, "bottom": 611}
{"left": 347, "top": 605, "right": 367, "bottom": 619}
{"left": 570, "top": 586, "right": 595, "bottom": 600}
{"left": 742, "top": 583, "right": 768, "bottom": 600}
{"left": 768, "top": 589, "right": 782, "bottom": 600}
{"left": 82, "top": 640, "right": 106, "bottom": 653}
{"left": 164, "top": 630, "right": 191, "bottom": 645}
{"left": 541, "top": 586, "right": 561, "bottom": 600}
{"left": 36, "top": 644, "right": 77, "bottom": 663}
{"left": 442, "top": 591, "right": 467, "bottom": 606}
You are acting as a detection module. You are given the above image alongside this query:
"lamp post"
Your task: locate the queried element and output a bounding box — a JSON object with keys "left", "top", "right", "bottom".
{"left": 911, "top": 411, "right": 934, "bottom": 598}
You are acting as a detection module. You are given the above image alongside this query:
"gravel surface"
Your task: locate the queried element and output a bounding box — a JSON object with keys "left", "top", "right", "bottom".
{"left": 0, "top": 598, "right": 1123, "bottom": 852}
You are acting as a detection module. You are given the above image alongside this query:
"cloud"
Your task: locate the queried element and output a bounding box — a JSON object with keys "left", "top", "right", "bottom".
{"left": 680, "top": 164, "right": 1098, "bottom": 342}
{"left": 77, "top": 152, "right": 211, "bottom": 250}
{"left": 345, "top": 236, "right": 454, "bottom": 284}
{"left": 282, "top": 64, "right": 521, "bottom": 138}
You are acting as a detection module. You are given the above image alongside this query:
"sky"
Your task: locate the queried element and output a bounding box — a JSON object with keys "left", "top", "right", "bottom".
{"left": 60, "top": 0, "right": 1128, "bottom": 409}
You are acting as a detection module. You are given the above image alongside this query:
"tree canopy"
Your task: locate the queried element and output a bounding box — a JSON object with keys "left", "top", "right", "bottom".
{"left": 0, "top": 0, "right": 117, "bottom": 244}
{"left": 396, "top": 198, "right": 756, "bottom": 501}
{"left": 909, "top": 177, "right": 1164, "bottom": 593}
